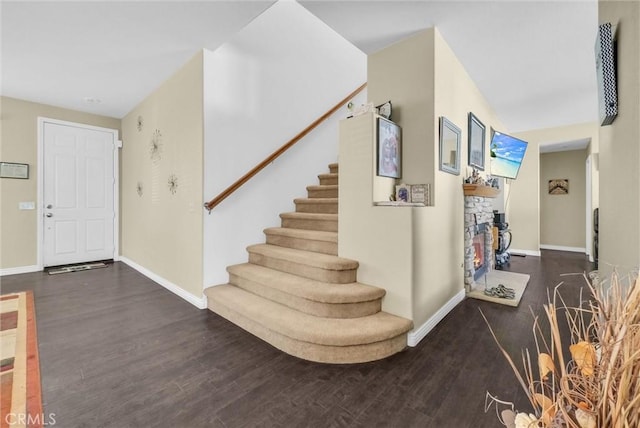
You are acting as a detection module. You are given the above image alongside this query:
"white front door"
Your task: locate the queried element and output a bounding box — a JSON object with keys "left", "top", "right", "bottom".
{"left": 43, "top": 121, "right": 116, "bottom": 267}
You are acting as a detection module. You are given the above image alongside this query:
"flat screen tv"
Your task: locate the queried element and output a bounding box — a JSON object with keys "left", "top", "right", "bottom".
{"left": 489, "top": 130, "right": 528, "bottom": 179}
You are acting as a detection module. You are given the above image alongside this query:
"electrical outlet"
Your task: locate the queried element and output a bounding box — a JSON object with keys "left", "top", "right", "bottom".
{"left": 19, "top": 202, "right": 35, "bottom": 210}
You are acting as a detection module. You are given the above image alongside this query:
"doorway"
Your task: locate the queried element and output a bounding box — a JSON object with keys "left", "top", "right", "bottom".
{"left": 38, "top": 118, "right": 119, "bottom": 268}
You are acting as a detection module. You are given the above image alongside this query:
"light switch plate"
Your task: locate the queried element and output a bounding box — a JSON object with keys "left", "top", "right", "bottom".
{"left": 19, "top": 202, "right": 35, "bottom": 210}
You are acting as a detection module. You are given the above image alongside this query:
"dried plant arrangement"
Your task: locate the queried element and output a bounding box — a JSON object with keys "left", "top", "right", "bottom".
{"left": 483, "top": 271, "right": 640, "bottom": 428}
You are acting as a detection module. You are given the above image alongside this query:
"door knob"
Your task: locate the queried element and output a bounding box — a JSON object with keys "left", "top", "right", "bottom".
{"left": 46, "top": 204, "right": 53, "bottom": 209}
{"left": 46, "top": 213, "right": 53, "bottom": 217}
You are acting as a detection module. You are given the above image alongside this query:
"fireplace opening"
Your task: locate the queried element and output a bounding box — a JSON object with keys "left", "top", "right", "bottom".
{"left": 473, "top": 224, "right": 489, "bottom": 281}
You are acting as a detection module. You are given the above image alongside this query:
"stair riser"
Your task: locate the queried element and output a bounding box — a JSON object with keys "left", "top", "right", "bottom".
{"left": 307, "top": 188, "right": 338, "bottom": 198}
{"left": 207, "top": 298, "right": 408, "bottom": 364}
{"left": 266, "top": 235, "right": 337, "bottom": 256}
{"left": 319, "top": 176, "right": 338, "bottom": 186}
{"left": 248, "top": 252, "right": 356, "bottom": 284}
{"left": 295, "top": 202, "right": 338, "bottom": 214}
{"left": 281, "top": 218, "right": 338, "bottom": 232}
{"left": 228, "top": 273, "right": 381, "bottom": 318}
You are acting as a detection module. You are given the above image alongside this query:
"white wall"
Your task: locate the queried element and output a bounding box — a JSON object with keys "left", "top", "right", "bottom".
{"left": 203, "top": 1, "right": 367, "bottom": 287}
{"left": 598, "top": 0, "right": 640, "bottom": 272}
{"left": 121, "top": 53, "right": 204, "bottom": 301}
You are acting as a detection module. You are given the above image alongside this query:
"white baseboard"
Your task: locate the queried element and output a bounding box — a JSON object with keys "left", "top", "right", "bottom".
{"left": 508, "top": 248, "right": 541, "bottom": 257}
{"left": 119, "top": 257, "right": 207, "bottom": 309}
{"left": 0, "top": 265, "right": 42, "bottom": 276}
{"left": 539, "top": 244, "right": 586, "bottom": 253}
{"left": 407, "top": 289, "right": 465, "bottom": 347}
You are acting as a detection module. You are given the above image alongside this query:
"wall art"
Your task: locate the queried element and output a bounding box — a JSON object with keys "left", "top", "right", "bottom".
{"left": 168, "top": 174, "right": 178, "bottom": 195}
{"left": 439, "top": 117, "right": 461, "bottom": 175}
{"left": 548, "top": 179, "right": 569, "bottom": 195}
{"left": 376, "top": 117, "right": 402, "bottom": 179}
{"left": 150, "top": 129, "right": 162, "bottom": 162}
{"left": 468, "top": 112, "right": 485, "bottom": 170}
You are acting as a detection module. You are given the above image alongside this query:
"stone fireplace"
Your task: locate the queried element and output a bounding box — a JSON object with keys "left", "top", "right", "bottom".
{"left": 464, "top": 194, "right": 495, "bottom": 291}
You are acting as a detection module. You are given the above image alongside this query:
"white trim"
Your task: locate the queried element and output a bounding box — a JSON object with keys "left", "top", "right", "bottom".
{"left": 37, "top": 117, "right": 120, "bottom": 268}
{"left": 0, "top": 265, "right": 42, "bottom": 276}
{"left": 119, "top": 257, "right": 207, "bottom": 309}
{"left": 407, "top": 289, "right": 465, "bottom": 347}
{"left": 508, "top": 248, "right": 542, "bottom": 257}
{"left": 539, "top": 244, "right": 586, "bottom": 253}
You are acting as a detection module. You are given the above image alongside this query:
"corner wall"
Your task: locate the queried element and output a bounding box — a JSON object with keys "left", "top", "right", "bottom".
{"left": 598, "top": 0, "right": 640, "bottom": 271}
{"left": 347, "top": 28, "right": 505, "bottom": 330}
{"left": 120, "top": 52, "right": 204, "bottom": 302}
{"left": 0, "top": 97, "right": 120, "bottom": 272}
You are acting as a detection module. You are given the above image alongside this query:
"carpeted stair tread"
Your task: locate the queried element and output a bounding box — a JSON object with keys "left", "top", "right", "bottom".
{"left": 279, "top": 212, "right": 338, "bottom": 232}
{"left": 264, "top": 227, "right": 337, "bottom": 255}
{"left": 306, "top": 184, "right": 338, "bottom": 198}
{"left": 247, "top": 244, "right": 356, "bottom": 271}
{"left": 205, "top": 284, "right": 412, "bottom": 347}
{"left": 318, "top": 173, "right": 338, "bottom": 185}
{"left": 227, "top": 263, "right": 384, "bottom": 304}
{"left": 294, "top": 197, "right": 338, "bottom": 205}
{"left": 264, "top": 227, "right": 337, "bottom": 243}
{"left": 328, "top": 163, "right": 338, "bottom": 173}
{"left": 294, "top": 198, "right": 338, "bottom": 214}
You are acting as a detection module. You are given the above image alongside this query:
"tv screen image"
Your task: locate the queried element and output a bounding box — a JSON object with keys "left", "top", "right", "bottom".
{"left": 489, "top": 130, "right": 528, "bottom": 179}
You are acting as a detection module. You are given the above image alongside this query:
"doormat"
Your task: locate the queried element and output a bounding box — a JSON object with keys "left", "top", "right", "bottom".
{"left": 47, "top": 262, "right": 109, "bottom": 275}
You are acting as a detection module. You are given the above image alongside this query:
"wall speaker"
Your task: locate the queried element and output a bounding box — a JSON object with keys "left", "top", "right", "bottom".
{"left": 595, "top": 22, "right": 618, "bottom": 126}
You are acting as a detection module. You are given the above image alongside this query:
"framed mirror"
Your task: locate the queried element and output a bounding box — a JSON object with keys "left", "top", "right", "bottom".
{"left": 439, "top": 117, "right": 461, "bottom": 175}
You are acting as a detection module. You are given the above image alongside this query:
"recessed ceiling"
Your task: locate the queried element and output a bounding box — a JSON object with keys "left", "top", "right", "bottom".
{"left": 1, "top": 0, "right": 599, "bottom": 133}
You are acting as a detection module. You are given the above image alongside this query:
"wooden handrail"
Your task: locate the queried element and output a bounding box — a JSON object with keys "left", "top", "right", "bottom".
{"left": 204, "top": 82, "right": 367, "bottom": 212}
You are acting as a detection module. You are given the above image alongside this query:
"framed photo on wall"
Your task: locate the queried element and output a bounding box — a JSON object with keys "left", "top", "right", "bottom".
{"left": 377, "top": 117, "right": 402, "bottom": 179}
{"left": 468, "top": 112, "right": 485, "bottom": 170}
{"left": 439, "top": 116, "right": 461, "bottom": 175}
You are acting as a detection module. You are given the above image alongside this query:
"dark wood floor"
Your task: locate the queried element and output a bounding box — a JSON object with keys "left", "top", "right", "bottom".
{"left": 0, "top": 251, "right": 594, "bottom": 427}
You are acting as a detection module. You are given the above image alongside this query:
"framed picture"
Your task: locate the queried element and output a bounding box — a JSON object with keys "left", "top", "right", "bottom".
{"left": 548, "top": 179, "right": 569, "bottom": 195}
{"left": 395, "top": 184, "right": 411, "bottom": 202}
{"left": 0, "top": 162, "right": 29, "bottom": 179}
{"left": 439, "top": 117, "right": 461, "bottom": 175}
{"left": 377, "top": 117, "right": 402, "bottom": 179}
{"left": 468, "top": 112, "right": 485, "bottom": 170}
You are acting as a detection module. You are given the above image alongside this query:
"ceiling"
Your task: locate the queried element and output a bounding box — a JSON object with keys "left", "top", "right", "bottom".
{"left": 1, "top": 0, "right": 599, "bottom": 134}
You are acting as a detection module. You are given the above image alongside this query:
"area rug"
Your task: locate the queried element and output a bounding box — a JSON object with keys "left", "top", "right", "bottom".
{"left": 1, "top": 291, "right": 43, "bottom": 428}
{"left": 467, "top": 270, "right": 530, "bottom": 307}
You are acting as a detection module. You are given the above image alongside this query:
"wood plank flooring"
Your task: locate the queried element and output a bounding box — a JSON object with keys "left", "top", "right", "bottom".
{"left": 0, "top": 250, "right": 594, "bottom": 427}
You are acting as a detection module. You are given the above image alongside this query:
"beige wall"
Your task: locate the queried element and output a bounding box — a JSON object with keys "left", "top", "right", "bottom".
{"left": 540, "top": 150, "right": 588, "bottom": 249}
{"left": 120, "top": 52, "right": 204, "bottom": 299}
{"left": 0, "top": 96, "right": 120, "bottom": 270}
{"left": 343, "top": 28, "right": 505, "bottom": 328}
{"left": 512, "top": 122, "right": 599, "bottom": 255}
{"left": 598, "top": 0, "right": 640, "bottom": 271}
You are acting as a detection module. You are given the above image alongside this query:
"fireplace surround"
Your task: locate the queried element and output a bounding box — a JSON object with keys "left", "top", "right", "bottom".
{"left": 464, "top": 194, "right": 495, "bottom": 291}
